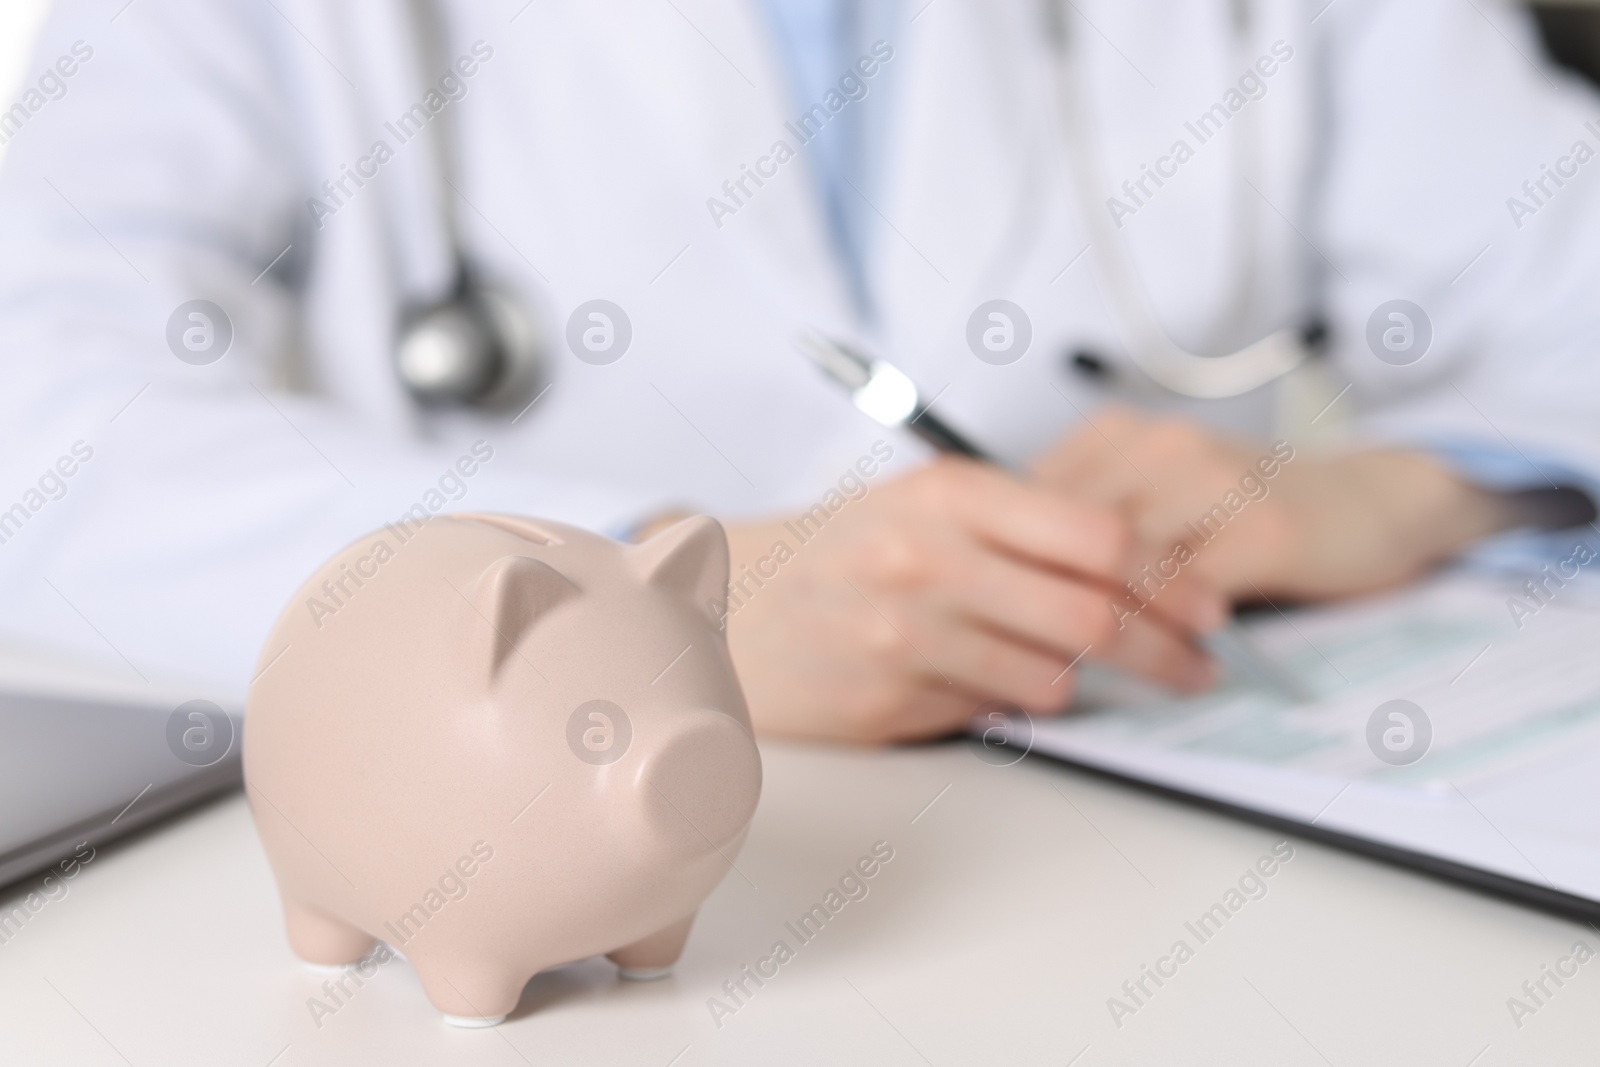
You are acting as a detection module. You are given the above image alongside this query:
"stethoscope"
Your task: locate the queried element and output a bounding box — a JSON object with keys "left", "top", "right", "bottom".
{"left": 387, "top": 0, "right": 1320, "bottom": 409}
{"left": 1039, "top": 0, "right": 1322, "bottom": 399}
{"left": 393, "top": 264, "right": 544, "bottom": 410}
{"left": 381, "top": 0, "right": 544, "bottom": 411}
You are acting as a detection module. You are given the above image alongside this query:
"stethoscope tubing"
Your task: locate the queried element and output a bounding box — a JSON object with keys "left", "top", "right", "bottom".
{"left": 1042, "top": 0, "right": 1315, "bottom": 399}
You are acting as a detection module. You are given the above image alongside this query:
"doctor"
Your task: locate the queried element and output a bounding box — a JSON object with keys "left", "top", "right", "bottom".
{"left": 0, "top": 0, "right": 1596, "bottom": 742}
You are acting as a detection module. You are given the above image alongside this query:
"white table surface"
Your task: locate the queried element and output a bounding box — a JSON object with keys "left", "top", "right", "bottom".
{"left": 1, "top": 724, "right": 1597, "bottom": 1066}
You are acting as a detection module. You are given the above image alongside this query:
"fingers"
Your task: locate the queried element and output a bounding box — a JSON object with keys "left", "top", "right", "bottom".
{"left": 908, "top": 459, "right": 1130, "bottom": 583}
{"left": 1035, "top": 409, "right": 1259, "bottom": 526}
{"left": 931, "top": 549, "right": 1219, "bottom": 699}
{"left": 1033, "top": 410, "right": 1302, "bottom": 603}
{"left": 844, "top": 685, "right": 1043, "bottom": 746}
{"left": 1031, "top": 406, "right": 1160, "bottom": 505}
{"left": 908, "top": 618, "right": 1081, "bottom": 715}
{"left": 876, "top": 460, "right": 1225, "bottom": 700}
{"left": 919, "top": 472, "right": 1227, "bottom": 640}
{"left": 894, "top": 688, "right": 999, "bottom": 741}
{"left": 1093, "top": 611, "right": 1216, "bottom": 692}
{"left": 939, "top": 548, "right": 1118, "bottom": 660}
{"left": 1115, "top": 562, "right": 1229, "bottom": 634}
{"left": 820, "top": 681, "right": 985, "bottom": 745}
{"left": 725, "top": 453, "right": 1235, "bottom": 747}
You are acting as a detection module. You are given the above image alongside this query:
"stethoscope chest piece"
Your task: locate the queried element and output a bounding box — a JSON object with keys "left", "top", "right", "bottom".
{"left": 395, "top": 272, "right": 545, "bottom": 411}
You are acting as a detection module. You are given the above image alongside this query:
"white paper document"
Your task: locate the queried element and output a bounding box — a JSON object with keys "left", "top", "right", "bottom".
{"left": 1022, "top": 572, "right": 1600, "bottom": 907}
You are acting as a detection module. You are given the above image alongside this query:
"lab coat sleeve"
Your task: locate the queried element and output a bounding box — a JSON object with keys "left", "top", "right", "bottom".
{"left": 1315, "top": 0, "right": 1600, "bottom": 511}
{"left": 0, "top": 0, "right": 649, "bottom": 696}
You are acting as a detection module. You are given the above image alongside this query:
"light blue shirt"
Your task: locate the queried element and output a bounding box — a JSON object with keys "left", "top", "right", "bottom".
{"left": 758, "top": 0, "right": 898, "bottom": 321}
{"left": 1429, "top": 441, "right": 1599, "bottom": 572}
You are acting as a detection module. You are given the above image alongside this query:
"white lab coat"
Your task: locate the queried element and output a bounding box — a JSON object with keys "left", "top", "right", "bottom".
{"left": 0, "top": 0, "right": 1597, "bottom": 695}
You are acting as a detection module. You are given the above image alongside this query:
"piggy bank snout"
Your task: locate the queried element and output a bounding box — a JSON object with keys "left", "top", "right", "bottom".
{"left": 637, "top": 711, "right": 761, "bottom": 854}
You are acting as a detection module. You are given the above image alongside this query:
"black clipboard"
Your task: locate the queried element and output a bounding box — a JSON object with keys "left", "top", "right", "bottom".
{"left": 1022, "top": 743, "right": 1600, "bottom": 927}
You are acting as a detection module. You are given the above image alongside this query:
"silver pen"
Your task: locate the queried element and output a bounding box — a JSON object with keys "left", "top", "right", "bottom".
{"left": 797, "top": 332, "right": 1310, "bottom": 703}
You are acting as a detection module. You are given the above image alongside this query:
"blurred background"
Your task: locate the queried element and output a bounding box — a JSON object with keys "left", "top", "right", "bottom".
{"left": 0, "top": 0, "right": 54, "bottom": 170}
{"left": 1, "top": 0, "right": 1595, "bottom": 171}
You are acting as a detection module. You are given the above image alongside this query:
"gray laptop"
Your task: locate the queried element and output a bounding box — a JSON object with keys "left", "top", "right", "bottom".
{"left": 0, "top": 690, "right": 242, "bottom": 888}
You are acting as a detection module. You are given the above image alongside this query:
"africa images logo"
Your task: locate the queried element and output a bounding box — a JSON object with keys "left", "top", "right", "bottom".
{"left": 566, "top": 700, "right": 632, "bottom": 765}
{"left": 1365, "top": 699, "right": 1430, "bottom": 767}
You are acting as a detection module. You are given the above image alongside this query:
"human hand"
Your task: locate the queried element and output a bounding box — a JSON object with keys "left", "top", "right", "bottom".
{"left": 1032, "top": 407, "right": 1508, "bottom": 602}
{"left": 717, "top": 458, "right": 1225, "bottom": 743}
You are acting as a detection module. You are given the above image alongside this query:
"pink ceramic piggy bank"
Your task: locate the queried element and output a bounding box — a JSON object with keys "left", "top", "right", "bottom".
{"left": 244, "top": 513, "right": 761, "bottom": 1026}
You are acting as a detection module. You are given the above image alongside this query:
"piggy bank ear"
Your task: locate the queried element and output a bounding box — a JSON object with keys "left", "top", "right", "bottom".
{"left": 629, "top": 516, "right": 728, "bottom": 624}
{"left": 467, "top": 555, "right": 579, "bottom": 680}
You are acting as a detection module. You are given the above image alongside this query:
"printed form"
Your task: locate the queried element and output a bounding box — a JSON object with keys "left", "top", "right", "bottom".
{"left": 1024, "top": 574, "right": 1600, "bottom": 904}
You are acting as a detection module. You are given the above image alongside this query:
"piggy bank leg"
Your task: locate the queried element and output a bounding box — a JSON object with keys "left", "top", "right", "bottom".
{"left": 282, "top": 899, "right": 375, "bottom": 969}
{"left": 609, "top": 912, "right": 696, "bottom": 981}
{"left": 411, "top": 956, "right": 527, "bottom": 1027}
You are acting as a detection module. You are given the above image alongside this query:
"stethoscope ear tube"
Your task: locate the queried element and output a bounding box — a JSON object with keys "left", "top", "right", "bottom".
{"left": 1044, "top": 0, "right": 1315, "bottom": 399}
